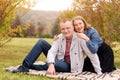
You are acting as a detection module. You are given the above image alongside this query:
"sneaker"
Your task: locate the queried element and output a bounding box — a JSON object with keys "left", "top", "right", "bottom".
{"left": 12, "top": 65, "right": 29, "bottom": 73}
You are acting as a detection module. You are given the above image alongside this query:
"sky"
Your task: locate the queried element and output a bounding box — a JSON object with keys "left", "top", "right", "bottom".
{"left": 31, "top": 0, "right": 73, "bottom": 11}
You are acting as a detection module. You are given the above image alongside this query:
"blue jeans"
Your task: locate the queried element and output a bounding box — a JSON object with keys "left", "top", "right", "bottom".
{"left": 22, "top": 39, "right": 70, "bottom": 72}
{"left": 32, "top": 59, "right": 70, "bottom": 72}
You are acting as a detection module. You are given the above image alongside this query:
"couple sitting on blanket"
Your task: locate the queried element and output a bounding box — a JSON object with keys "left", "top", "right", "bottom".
{"left": 13, "top": 16, "right": 116, "bottom": 75}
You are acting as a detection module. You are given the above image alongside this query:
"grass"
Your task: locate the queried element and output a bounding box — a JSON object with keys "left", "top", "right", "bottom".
{"left": 0, "top": 38, "right": 58, "bottom": 80}
{"left": 0, "top": 38, "right": 120, "bottom": 80}
{"left": 111, "top": 41, "right": 120, "bottom": 68}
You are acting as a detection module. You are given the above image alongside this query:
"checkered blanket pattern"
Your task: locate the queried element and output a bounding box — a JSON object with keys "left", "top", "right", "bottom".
{"left": 6, "top": 61, "right": 120, "bottom": 80}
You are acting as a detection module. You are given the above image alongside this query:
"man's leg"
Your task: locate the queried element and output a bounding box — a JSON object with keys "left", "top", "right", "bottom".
{"left": 54, "top": 59, "right": 70, "bottom": 72}
{"left": 22, "top": 39, "right": 51, "bottom": 68}
{"left": 32, "top": 59, "right": 70, "bottom": 72}
{"left": 13, "top": 39, "right": 51, "bottom": 73}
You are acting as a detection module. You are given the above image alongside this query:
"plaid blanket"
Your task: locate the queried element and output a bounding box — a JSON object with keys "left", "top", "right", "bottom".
{"left": 6, "top": 61, "right": 120, "bottom": 80}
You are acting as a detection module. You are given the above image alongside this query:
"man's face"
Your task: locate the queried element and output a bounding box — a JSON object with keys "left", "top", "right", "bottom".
{"left": 60, "top": 21, "right": 74, "bottom": 39}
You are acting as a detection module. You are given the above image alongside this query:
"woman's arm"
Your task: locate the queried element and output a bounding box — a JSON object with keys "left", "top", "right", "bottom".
{"left": 77, "top": 28, "right": 103, "bottom": 53}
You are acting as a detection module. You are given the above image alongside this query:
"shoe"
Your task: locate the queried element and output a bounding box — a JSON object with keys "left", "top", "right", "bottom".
{"left": 12, "top": 65, "right": 29, "bottom": 73}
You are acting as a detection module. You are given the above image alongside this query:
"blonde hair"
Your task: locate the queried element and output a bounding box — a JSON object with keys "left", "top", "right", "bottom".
{"left": 72, "top": 16, "right": 91, "bottom": 31}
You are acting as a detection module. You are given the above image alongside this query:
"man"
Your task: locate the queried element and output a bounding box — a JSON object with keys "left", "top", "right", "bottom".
{"left": 13, "top": 19, "right": 102, "bottom": 75}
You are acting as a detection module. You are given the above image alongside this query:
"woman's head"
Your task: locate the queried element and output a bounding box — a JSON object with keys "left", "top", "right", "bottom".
{"left": 72, "top": 16, "right": 91, "bottom": 33}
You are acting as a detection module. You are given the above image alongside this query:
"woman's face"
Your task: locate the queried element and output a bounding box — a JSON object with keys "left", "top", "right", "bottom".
{"left": 73, "top": 19, "right": 85, "bottom": 33}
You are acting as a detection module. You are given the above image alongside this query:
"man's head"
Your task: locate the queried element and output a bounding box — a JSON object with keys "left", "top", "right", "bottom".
{"left": 59, "top": 19, "right": 74, "bottom": 39}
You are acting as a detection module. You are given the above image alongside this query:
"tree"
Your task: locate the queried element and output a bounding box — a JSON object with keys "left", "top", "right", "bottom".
{"left": 23, "top": 23, "right": 36, "bottom": 37}
{"left": 51, "top": 18, "right": 61, "bottom": 37}
{"left": 59, "top": 10, "right": 76, "bottom": 20}
{"left": 0, "top": 0, "right": 38, "bottom": 46}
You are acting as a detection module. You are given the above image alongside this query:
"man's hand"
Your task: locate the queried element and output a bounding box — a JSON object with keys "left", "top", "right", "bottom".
{"left": 47, "top": 63, "right": 56, "bottom": 75}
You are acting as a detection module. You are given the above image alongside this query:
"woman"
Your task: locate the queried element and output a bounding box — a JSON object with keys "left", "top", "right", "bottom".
{"left": 72, "top": 16, "right": 116, "bottom": 73}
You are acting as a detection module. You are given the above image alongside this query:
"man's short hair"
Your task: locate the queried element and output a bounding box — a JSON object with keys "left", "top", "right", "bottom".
{"left": 60, "top": 18, "right": 72, "bottom": 24}
{"left": 59, "top": 18, "right": 72, "bottom": 27}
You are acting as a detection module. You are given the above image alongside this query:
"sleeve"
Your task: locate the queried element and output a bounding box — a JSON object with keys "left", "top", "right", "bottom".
{"left": 47, "top": 40, "right": 59, "bottom": 63}
{"left": 79, "top": 38, "right": 94, "bottom": 54}
{"left": 86, "top": 29, "right": 102, "bottom": 53}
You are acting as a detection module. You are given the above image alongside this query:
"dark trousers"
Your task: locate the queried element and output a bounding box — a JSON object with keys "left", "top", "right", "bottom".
{"left": 83, "top": 42, "right": 116, "bottom": 73}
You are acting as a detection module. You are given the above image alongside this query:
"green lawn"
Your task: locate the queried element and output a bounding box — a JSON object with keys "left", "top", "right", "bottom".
{"left": 0, "top": 38, "right": 58, "bottom": 80}
{"left": 0, "top": 38, "right": 120, "bottom": 80}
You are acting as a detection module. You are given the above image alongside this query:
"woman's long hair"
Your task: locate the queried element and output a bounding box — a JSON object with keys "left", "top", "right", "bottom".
{"left": 72, "top": 16, "right": 91, "bottom": 31}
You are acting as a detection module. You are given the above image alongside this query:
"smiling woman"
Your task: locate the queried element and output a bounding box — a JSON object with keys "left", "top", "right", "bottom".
{"left": 31, "top": 0, "right": 73, "bottom": 11}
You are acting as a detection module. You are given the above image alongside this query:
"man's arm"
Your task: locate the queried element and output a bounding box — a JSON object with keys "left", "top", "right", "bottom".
{"left": 47, "top": 40, "right": 59, "bottom": 63}
{"left": 46, "top": 40, "right": 59, "bottom": 75}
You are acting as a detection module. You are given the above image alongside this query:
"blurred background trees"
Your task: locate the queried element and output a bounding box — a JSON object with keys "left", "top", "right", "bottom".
{"left": 0, "top": 0, "right": 38, "bottom": 46}
{"left": 0, "top": 0, "right": 120, "bottom": 46}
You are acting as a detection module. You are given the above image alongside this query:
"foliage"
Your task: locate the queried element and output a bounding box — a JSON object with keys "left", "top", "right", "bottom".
{"left": 59, "top": 0, "right": 120, "bottom": 43}
{"left": 0, "top": 0, "right": 21, "bottom": 46}
{"left": 23, "top": 23, "right": 36, "bottom": 37}
{"left": 12, "top": 23, "right": 30, "bottom": 37}
{"left": 51, "top": 18, "right": 61, "bottom": 37}
{"left": 17, "top": 10, "right": 59, "bottom": 38}
{"left": 59, "top": 10, "right": 76, "bottom": 20}
{"left": 0, "top": 0, "right": 38, "bottom": 46}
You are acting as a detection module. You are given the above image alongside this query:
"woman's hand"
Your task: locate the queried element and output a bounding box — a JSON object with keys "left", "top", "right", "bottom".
{"left": 47, "top": 63, "right": 56, "bottom": 75}
{"left": 76, "top": 33, "right": 89, "bottom": 42}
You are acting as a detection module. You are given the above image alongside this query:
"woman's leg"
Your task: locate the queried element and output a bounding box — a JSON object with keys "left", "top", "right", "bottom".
{"left": 83, "top": 57, "right": 95, "bottom": 73}
{"left": 83, "top": 42, "right": 116, "bottom": 73}
{"left": 97, "top": 42, "right": 116, "bottom": 73}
